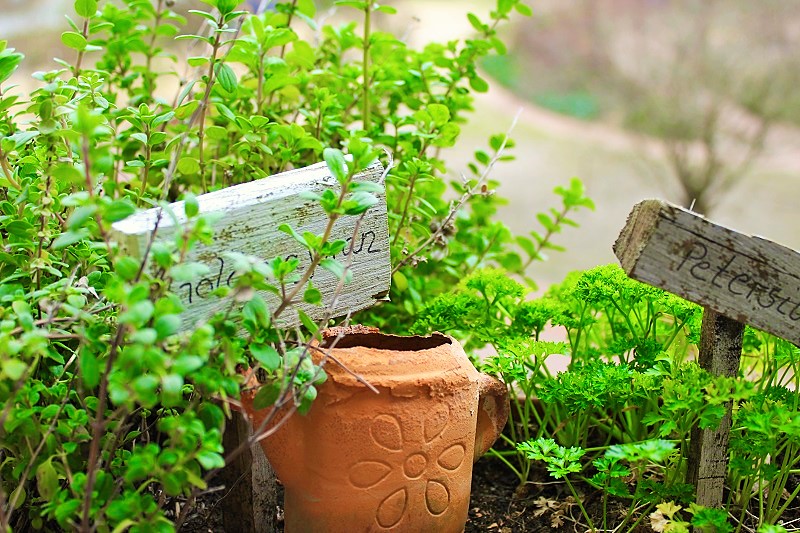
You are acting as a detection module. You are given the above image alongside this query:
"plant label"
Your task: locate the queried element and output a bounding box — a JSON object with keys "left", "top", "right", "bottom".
{"left": 111, "top": 161, "right": 391, "bottom": 329}
{"left": 614, "top": 199, "right": 800, "bottom": 344}
{"left": 614, "top": 198, "right": 800, "bottom": 508}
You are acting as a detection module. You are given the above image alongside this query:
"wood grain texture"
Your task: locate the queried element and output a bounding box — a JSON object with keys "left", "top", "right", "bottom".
{"left": 614, "top": 199, "right": 800, "bottom": 344}
{"left": 111, "top": 161, "right": 391, "bottom": 329}
{"left": 686, "top": 308, "right": 744, "bottom": 508}
{"left": 219, "top": 412, "right": 277, "bottom": 532}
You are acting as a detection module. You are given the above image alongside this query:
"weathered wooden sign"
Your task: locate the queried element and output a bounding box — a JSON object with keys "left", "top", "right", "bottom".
{"left": 614, "top": 199, "right": 800, "bottom": 344}
{"left": 614, "top": 198, "right": 800, "bottom": 508}
{"left": 111, "top": 161, "right": 391, "bottom": 328}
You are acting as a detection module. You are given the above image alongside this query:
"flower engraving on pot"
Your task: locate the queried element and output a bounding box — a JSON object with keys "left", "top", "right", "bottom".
{"left": 348, "top": 404, "right": 468, "bottom": 529}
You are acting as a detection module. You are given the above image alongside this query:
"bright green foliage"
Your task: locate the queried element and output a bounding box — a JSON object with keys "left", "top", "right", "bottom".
{"left": 0, "top": 0, "right": 574, "bottom": 530}
{"left": 417, "top": 262, "right": 799, "bottom": 529}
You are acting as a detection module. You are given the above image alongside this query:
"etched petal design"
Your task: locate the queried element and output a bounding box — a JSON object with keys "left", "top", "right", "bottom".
{"left": 371, "top": 414, "right": 403, "bottom": 451}
{"left": 349, "top": 461, "right": 392, "bottom": 489}
{"left": 425, "top": 480, "right": 450, "bottom": 516}
{"left": 376, "top": 488, "right": 407, "bottom": 528}
{"left": 403, "top": 453, "right": 427, "bottom": 479}
{"left": 424, "top": 405, "right": 449, "bottom": 442}
{"left": 437, "top": 443, "right": 466, "bottom": 471}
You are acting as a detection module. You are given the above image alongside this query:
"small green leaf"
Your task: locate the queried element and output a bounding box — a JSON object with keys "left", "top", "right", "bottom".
{"left": 278, "top": 223, "right": 310, "bottom": 249}
{"left": 392, "top": 271, "right": 408, "bottom": 293}
{"left": 342, "top": 191, "right": 378, "bottom": 215}
{"left": 184, "top": 193, "right": 199, "bottom": 218}
{"left": 298, "top": 309, "right": 318, "bottom": 335}
{"left": 174, "top": 355, "right": 204, "bottom": 375}
{"left": 177, "top": 157, "right": 200, "bottom": 175}
{"left": 74, "top": 0, "right": 98, "bottom": 17}
{"left": 187, "top": 56, "right": 209, "bottom": 67}
{"left": 303, "top": 286, "right": 322, "bottom": 305}
{"left": 170, "top": 262, "right": 210, "bottom": 282}
{"left": 103, "top": 199, "right": 136, "bottom": 223}
{"left": 36, "top": 459, "right": 59, "bottom": 500}
{"left": 196, "top": 451, "right": 225, "bottom": 470}
{"left": 243, "top": 295, "right": 270, "bottom": 328}
{"left": 323, "top": 147, "right": 347, "bottom": 183}
{"left": 66, "top": 205, "right": 98, "bottom": 230}
{"left": 426, "top": 103, "right": 450, "bottom": 126}
{"left": 214, "top": 63, "right": 238, "bottom": 94}
{"left": 0, "top": 48, "right": 24, "bottom": 85}
{"left": 5, "top": 220, "right": 34, "bottom": 237}
{"left": 515, "top": 3, "right": 533, "bottom": 16}
{"left": 115, "top": 257, "right": 141, "bottom": 281}
{"left": 154, "top": 314, "right": 181, "bottom": 339}
{"left": 61, "top": 31, "right": 87, "bottom": 51}
{"left": 252, "top": 383, "right": 280, "bottom": 410}
{"left": 251, "top": 344, "right": 281, "bottom": 371}
{"left": 80, "top": 349, "right": 100, "bottom": 389}
{"left": 320, "top": 258, "right": 352, "bottom": 282}
{"left": 469, "top": 75, "right": 489, "bottom": 93}
{"left": 467, "top": 13, "right": 485, "bottom": 32}
{"left": 2, "top": 358, "right": 27, "bottom": 380}
{"left": 120, "top": 300, "right": 155, "bottom": 325}
{"left": 52, "top": 229, "right": 90, "bottom": 250}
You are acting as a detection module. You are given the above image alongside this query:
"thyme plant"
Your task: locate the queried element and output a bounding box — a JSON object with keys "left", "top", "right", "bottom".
{"left": 0, "top": 0, "right": 583, "bottom": 530}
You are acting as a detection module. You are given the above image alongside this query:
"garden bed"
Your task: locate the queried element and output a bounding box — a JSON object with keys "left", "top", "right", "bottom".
{"left": 180, "top": 455, "right": 800, "bottom": 532}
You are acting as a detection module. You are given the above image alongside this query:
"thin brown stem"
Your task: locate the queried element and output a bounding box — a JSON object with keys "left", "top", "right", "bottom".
{"left": 139, "top": 128, "right": 152, "bottom": 204}
{"left": 197, "top": 17, "right": 225, "bottom": 193}
{"left": 73, "top": 18, "right": 90, "bottom": 77}
{"left": 391, "top": 171, "right": 418, "bottom": 248}
{"left": 393, "top": 110, "right": 521, "bottom": 274}
{"left": 272, "top": 212, "right": 340, "bottom": 317}
{"left": 79, "top": 325, "right": 126, "bottom": 533}
{"left": 362, "top": 6, "right": 371, "bottom": 132}
{"left": 0, "top": 147, "right": 21, "bottom": 189}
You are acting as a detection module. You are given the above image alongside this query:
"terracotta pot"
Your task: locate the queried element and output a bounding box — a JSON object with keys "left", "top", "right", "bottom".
{"left": 240, "top": 326, "right": 509, "bottom": 533}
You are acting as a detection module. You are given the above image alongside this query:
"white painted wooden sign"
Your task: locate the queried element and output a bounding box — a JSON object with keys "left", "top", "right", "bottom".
{"left": 111, "top": 161, "right": 391, "bottom": 328}
{"left": 614, "top": 199, "right": 800, "bottom": 344}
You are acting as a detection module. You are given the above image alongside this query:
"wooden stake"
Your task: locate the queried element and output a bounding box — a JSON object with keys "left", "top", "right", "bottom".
{"left": 219, "top": 411, "right": 278, "bottom": 532}
{"left": 686, "top": 307, "right": 744, "bottom": 508}
{"left": 613, "top": 198, "right": 800, "bottom": 507}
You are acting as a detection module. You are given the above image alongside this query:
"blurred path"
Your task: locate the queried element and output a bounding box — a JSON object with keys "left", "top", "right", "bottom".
{"left": 448, "top": 82, "right": 800, "bottom": 289}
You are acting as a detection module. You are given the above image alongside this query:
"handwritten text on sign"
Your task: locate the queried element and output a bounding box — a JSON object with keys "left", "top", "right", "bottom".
{"left": 111, "top": 161, "right": 391, "bottom": 328}
{"left": 613, "top": 199, "right": 800, "bottom": 344}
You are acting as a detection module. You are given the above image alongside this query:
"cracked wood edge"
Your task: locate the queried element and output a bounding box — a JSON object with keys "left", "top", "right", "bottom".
{"left": 613, "top": 199, "right": 800, "bottom": 344}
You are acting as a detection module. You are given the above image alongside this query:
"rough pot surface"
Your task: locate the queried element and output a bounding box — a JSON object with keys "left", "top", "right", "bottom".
{"left": 240, "top": 327, "right": 509, "bottom": 533}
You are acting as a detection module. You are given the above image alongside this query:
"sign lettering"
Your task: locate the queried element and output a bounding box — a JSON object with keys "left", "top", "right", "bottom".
{"left": 111, "top": 161, "right": 391, "bottom": 328}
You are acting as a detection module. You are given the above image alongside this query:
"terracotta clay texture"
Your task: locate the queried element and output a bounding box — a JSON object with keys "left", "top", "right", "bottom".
{"left": 240, "top": 327, "right": 509, "bottom": 533}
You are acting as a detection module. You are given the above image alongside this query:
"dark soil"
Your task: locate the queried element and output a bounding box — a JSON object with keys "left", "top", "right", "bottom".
{"left": 179, "top": 458, "right": 800, "bottom": 532}
{"left": 465, "top": 458, "right": 646, "bottom": 533}
{"left": 180, "top": 457, "right": 638, "bottom": 532}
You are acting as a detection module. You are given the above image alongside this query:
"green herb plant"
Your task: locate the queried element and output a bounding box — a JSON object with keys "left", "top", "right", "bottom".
{"left": 414, "top": 261, "right": 800, "bottom": 530}
{"left": 0, "top": 0, "right": 588, "bottom": 530}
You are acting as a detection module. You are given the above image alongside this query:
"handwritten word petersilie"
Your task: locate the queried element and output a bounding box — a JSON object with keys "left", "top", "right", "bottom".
{"left": 676, "top": 240, "right": 800, "bottom": 320}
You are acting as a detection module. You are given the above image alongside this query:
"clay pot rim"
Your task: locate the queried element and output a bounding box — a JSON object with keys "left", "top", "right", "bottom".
{"left": 320, "top": 327, "right": 453, "bottom": 352}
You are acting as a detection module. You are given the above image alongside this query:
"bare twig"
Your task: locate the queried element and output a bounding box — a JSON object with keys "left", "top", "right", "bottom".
{"left": 392, "top": 109, "right": 522, "bottom": 274}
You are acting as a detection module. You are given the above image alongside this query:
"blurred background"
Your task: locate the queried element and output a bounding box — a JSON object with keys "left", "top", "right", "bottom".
{"left": 2, "top": 0, "right": 799, "bottom": 288}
